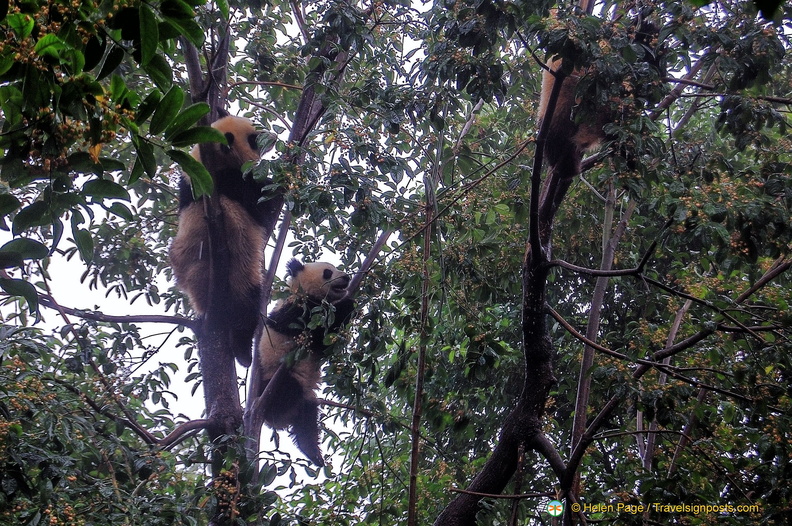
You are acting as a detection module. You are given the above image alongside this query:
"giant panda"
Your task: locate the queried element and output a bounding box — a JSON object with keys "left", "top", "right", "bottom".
{"left": 537, "top": 60, "right": 609, "bottom": 195}
{"left": 537, "top": 20, "right": 665, "bottom": 207}
{"left": 169, "top": 115, "right": 269, "bottom": 367}
{"left": 257, "top": 258, "right": 355, "bottom": 466}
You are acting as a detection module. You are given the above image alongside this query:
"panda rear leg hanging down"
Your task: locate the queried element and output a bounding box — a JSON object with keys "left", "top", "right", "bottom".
{"left": 261, "top": 363, "right": 325, "bottom": 467}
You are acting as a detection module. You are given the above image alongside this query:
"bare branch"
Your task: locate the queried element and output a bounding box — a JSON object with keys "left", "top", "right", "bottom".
{"left": 346, "top": 229, "right": 392, "bottom": 296}
{"left": 532, "top": 432, "right": 566, "bottom": 481}
{"left": 52, "top": 377, "right": 158, "bottom": 445}
{"left": 158, "top": 419, "right": 212, "bottom": 449}
{"left": 39, "top": 295, "right": 196, "bottom": 330}
{"left": 228, "top": 80, "right": 302, "bottom": 91}
{"left": 547, "top": 307, "right": 663, "bottom": 368}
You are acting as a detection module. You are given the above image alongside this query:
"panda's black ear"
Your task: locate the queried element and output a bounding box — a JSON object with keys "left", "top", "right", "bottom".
{"left": 286, "top": 258, "right": 304, "bottom": 277}
{"left": 217, "top": 108, "right": 230, "bottom": 118}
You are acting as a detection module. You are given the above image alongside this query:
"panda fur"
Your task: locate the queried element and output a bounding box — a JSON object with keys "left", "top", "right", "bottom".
{"left": 169, "top": 115, "right": 267, "bottom": 367}
{"left": 537, "top": 21, "right": 664, "bottom": 200}
{"left": 257, "top": 259, "right": 355, "bottom": 466}
{"left": 537, "top": 59, "right": 608, "bottom": 190}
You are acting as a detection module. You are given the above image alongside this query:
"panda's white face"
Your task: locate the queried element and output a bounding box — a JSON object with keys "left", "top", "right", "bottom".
{"left": 189, "top": 116, "right": 261, "bottom": 170}
{"left": 288, "top": 260, "right": 350, "bottom": 302}
{"left": 214, "top": 116, "right": 261, "bottom": 167}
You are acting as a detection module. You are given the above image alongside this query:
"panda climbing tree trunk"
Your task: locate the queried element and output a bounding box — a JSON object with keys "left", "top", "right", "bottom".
{"left": 180, "top": 13, "right": 354, "bottom": 525}
{"left": 242, "top": 40, "right": 351, "bottom": 465}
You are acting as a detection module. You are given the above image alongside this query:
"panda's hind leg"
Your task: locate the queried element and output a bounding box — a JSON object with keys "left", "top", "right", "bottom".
{"left": 260, "top": 364, "right": 325, "bottom": 466}
{"left": 226, "top": 284, "right": 262, "bottom": 368}
{"left": 290, "top": 397, "right": 324, "bottom": 467}
{"left": 260, "top": 363, "right": 304, "bottom": 428}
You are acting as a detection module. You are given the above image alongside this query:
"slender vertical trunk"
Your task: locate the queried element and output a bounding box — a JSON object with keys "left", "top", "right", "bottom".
{"left": 568, "top": 187, "right": 636, "bottom": 503}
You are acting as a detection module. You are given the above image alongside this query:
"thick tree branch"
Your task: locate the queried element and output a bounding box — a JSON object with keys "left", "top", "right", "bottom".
{"left": 449, "top": 488, "right": 555, "bottom": 500}
{"left": 158, "top": 419, "right": 213, "bottom": 449}
{"left": 435, "top": 34, "right": 591, "bottom": 525}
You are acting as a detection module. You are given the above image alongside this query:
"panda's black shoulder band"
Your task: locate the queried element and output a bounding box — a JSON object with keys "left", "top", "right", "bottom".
{"left": 329, "top": 297, "right": 355, "bottom": 330}
{"left": 266, "top": 301, "right": 309, "bottom": 337}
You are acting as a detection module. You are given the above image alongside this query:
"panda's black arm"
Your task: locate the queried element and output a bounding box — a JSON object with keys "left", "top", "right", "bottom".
{"left": 178, "top": 177, "right": 196, "bottom": 209}
{"left": 268, "top": 297, "right": 355, "bottom": 351}
{"left": 328, "top": 297, "right": 355, "bottom": 332}
{"left": 308, "top": 297, "right": 355, "bottom": 353}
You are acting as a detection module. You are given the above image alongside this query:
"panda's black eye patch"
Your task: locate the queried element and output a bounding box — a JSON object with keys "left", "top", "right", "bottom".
{"left": 323, "top": 269, "right": 333, "bottom": 280}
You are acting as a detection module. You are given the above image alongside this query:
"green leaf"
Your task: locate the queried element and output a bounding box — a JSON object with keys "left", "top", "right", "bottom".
{"left": 98, "top": 44, "right": 125, "bottom": 81}
{"left": 51, "top": 218, "right": 64, "bottom": 253}
{"left": 169, "top": 126, "right": 224, "bottom": 148}
{"left": 139, "top": 4, "right": 159, "bottom": 66}
{"left": 164, "top": 103, "right": 211, "bottom": 139}
{"left": 0, "top": 238, "right": 49, "bottom": 262}
{"left": 83, "top": 34, "right": 106, "bottom": 71}
{"left": 105, "top": 202, "right": 134, "bottom": 221}
{"left": 160, "top": 0, "right": 194, "bottom": 19}
{"left": 216, "top": 0, "right": 229, "bottom": 19}
{"left": 157, "top": 20, "right": 182, "bottom": 41}
{"left": 66, "top": 152, "right": 101, "bottom": 174}
{"left": 133, "top": 136, "right": 157, "bottom": 178}
{"left": 0, "top": 277, "right": 39, "bottom": 315}
{"left": 136, "top": 91, "right": 162, "bottom": 124}
{"left": 0, "top": 193, "right": 21, "bottom": 215}
{"left": 149, "top": 85, "right": 184, "bottom": 135}
{"left": 6, "top": 13, "right": 34, "bottom": 39}
{"left": 164, "top": 17, "right": 204, "bottom": 47}
{"left": 12, "top": 201, "right": 50, "bottom": 235}
{"left": 74, "top": 228, "right": 94, "bottom": 263}
{"left": 129, "top": 157, "right": 144, "bottom": 185}
{"left": 34, "top": 33, "right": 68, "bottom": 60}
{"left": 0, "top": 252, "right": 22, "bottom": 268}
{"left": 22, "top": 66, "right": 50, "bottom": 108}
{"left": 144, "top": 54, "right": 173, "bottom": 91}
{"left": 0, "top": 85, "right": 23, "bottom": 127}
{"left": 0, "top": 56, "right": 13, "bottom": 76}
{"left": 82, "top": 179, "right": 131, "bottom": 201}
{"left": 110, "top": 74, "right": 128, "bottom": 104}
{"left": 64, "top": 48, "right": 85, "bottom": 73}
{"left": 98, "top": 157, "right": 127, "bottom": 173}
{"left": 167, "top": 149, "right": 213, "bottom": 198}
